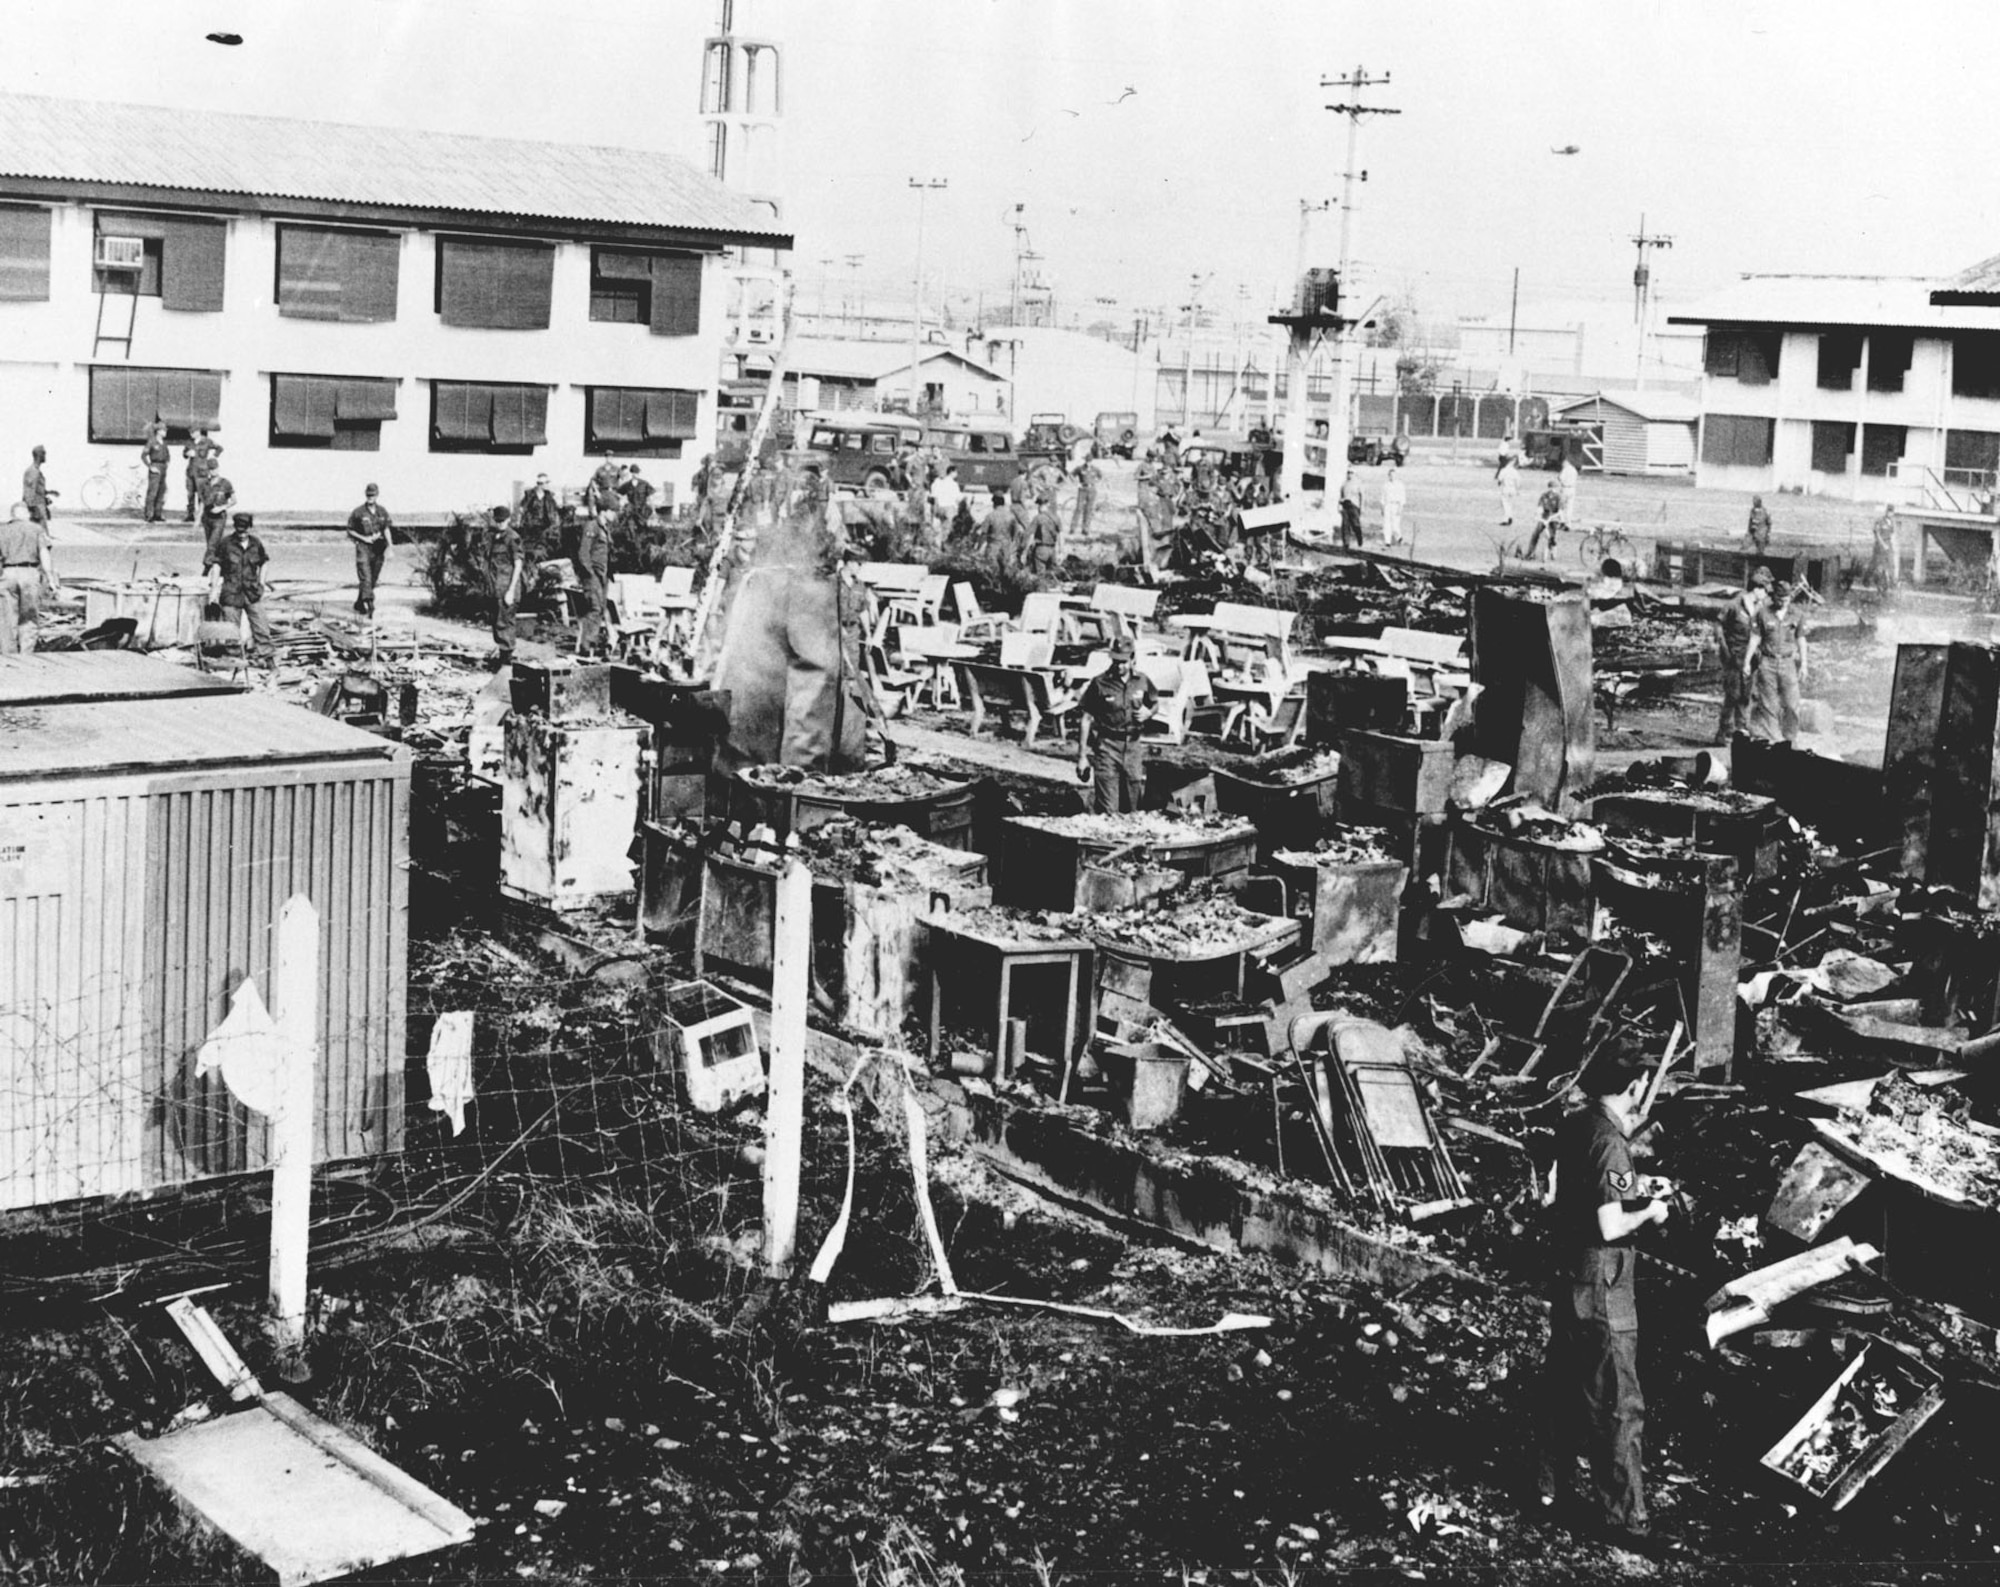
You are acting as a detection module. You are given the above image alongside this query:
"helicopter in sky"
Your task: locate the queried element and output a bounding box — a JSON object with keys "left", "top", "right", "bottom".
{"left": 1551, "top": 144, "right": 1581, "bottom": 156}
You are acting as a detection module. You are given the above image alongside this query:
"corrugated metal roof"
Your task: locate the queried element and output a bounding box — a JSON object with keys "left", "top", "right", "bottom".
{"left": 1932, "top": 253, "right": 2000, "bottom": 304}
{"left": 1668, "top": 274, "right": 2000, "bottom": 332}
{"left": 764, "top": 337, "right": 1008, "bottom": 382}
{"left": 0, "top": 651, "right": 241, "bottom": 707}
{"left": 1554, "top": 390, "right": 1699, "bottom": 423}
{"left": 0, "top": 92, "right": 787, "bottom": 244}
{"left": 0, "top": 690, "right": 406, "bottom": 782}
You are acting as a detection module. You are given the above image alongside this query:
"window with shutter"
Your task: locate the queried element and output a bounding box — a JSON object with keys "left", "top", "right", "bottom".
{"left": 88, "top": 366, "right": 220, "bottom": 442}
{"left": 160, "top": 218, "right": 227, "bottom": 311}
{"left": 0, "top": 206, "right": 51, "bottom": 301}
{"left": 438, "top": 239, "right": 555, "bottom": 329}
{"left": 273, "top": 373, "right": 388, "bottom": 450}
{"left": 1810, "top": 420, "right": 1855, "bottom": 474}
{"left": 430, "top": 381, "right": 544, "bottom": 453}
{"left": 277, "top": 227, "right": 401, "bottom": 323}
{"left": 586, "top": 385, "right": 699, "bottom": 457}
{"left": 1861, "top": 423, "right": 1907, "bottom": 478}
{"left": 648, "top": 255, "right": 703, "bottom": 337}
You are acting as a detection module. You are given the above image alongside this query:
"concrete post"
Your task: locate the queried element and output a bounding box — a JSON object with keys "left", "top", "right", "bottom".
{"left": 763, "top": 856, "right": 812, "bottom": 1274}
{"left": 269, "top": 895, "right": 318, "bottom": 1352}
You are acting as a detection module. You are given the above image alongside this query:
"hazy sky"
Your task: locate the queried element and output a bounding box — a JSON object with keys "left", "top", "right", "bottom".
{"left": 12, "top": 0, "right": 2000, "bottom": 331}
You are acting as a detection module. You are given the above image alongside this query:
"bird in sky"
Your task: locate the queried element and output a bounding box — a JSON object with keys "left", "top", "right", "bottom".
{"left": 1551, "top": 144, "right": 1580, "bottom": 156}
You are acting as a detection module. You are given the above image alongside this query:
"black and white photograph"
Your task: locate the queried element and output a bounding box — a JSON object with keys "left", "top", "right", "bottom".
{"left": 5, "top": 1, "right": 2000, "bottom": 1581}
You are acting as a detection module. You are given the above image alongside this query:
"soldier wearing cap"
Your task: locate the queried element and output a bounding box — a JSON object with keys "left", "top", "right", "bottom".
{"left": 345, "top": 482, "right": 394, "bottom": 618}
{"left": 1716, "top": 566, "right": 1769, "bottom": 741}
{"left": 183, "top": 429, "right": 221, "bottom": 523}
{"left": 139, "top": 423, "right": 173, "bottom": 523}
{"left": 575, "top": 504, "right": 615, "bottom": 660}
{"left": 0, "top": 483, "right": 56, "bottom": 654}
{"left": 205, "top": 511, "right": 274, "bottom": 665}
{"left": 518, "top": 472, "right": 561, "bottom": 558}
{"left": 1074, "top": 636, "right": 1158, "bottom": 814}
{"left": 483, "top": 505, "right": 525, "bottom": 664}
{"left": 1536, "top": 1047, "right": 1671, "bottom": 1554}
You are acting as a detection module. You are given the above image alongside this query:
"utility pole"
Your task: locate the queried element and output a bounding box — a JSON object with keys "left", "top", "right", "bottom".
{"left": 1319, "top": 66, "right": 1401, "bottom": 487}
{"left": 817, "top": 254, "right": 834, "bottom": 328}
{"left": 1009, "top": 203, "right": 1028, "bottom": 328}
{"left": 1631, "top": 214, "right": 1673, "bottom": 391}
{"left": 1509, "top": 267, "right": 1520, "bottom": 356}
{"left": 841, "top": 254, "right": 863, "bottom": 336}
{"left": 908, "top": 178, "right": 947, "bottom": 410}
{"left": 1277, "top": 199, "right": 1332, "bottom": 504}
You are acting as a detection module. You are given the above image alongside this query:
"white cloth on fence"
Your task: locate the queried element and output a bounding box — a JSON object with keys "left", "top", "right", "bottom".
{"left": 426, "top": 1012, "right": 476, "bottom": 1136}
{"left": 195, "top": 978, "right": 284, "bottom": 1117}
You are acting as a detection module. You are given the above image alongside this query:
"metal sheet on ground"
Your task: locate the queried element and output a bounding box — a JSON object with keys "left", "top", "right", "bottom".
{"left": 116, "top": 1392, "right": 474, "bottom": 1586}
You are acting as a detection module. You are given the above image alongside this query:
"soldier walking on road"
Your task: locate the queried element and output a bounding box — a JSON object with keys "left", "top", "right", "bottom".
{"left": 1381, "top": 465, "right": 1407, "bottom": 548}
{"left": 1745, "top": 494, "right": 1773, "bottom": 555}
{"left": 21, "top": 445, "right": 53, "bottom": 530}
{"left": 345, "top": 483, "right": 394, "bottom": 618}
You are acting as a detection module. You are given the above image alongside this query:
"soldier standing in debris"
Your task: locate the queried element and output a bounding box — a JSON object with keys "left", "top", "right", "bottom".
{"left": 575, "top": 504, "right": 615, "bottom": 659}
{"left": 1745, "top": 494, "right": 1773, "bottom": 554}
{"left": 0, "top": 487, "right": 55, "bottom": 653}
{"left": 345, "top": 483, "right": 393, "bottom": 619}
{"left": 483, "top": 505, "right": 525, "bottom": 665}
{"left": 517, "top": 473, "right": 561, "bottom": 559}
{"left": 1716, "top": 567, "right": 1767, "bottom": 740}
{"left": 1537, "top": 1048, "right": 1670, "bottom": 1555}
{"left": 205, "top": 512, "right": 274, "bottom": 668}
{"left": 1075, "top": 634, "right": 1158, "bottom": 814}
{"left": 1749, "top": 580, "right": 1809, "bottom": 741}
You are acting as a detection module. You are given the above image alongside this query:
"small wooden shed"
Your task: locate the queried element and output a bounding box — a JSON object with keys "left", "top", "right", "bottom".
{"left": 0, "top": 655, "right": 409, "bottom": 1212}
{"left": 1554, "top": 390, "right": 1698, "bottom": 475}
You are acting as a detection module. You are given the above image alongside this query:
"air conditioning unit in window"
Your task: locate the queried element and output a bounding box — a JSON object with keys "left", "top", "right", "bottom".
{"left": 95, "top": 235, "right": 145, "bottom": 271}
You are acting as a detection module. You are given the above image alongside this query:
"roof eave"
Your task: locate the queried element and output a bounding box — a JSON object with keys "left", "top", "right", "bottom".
{"left": 0, "top": 174, "right": 791, "bottom": 251}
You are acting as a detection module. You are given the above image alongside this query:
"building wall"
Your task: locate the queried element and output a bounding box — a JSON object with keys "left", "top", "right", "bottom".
{"left": 1694, "top": 325, "right": 1976, "bottom": 503}
{"left": 0, "top": 201, "right": 731, "bottom": 514}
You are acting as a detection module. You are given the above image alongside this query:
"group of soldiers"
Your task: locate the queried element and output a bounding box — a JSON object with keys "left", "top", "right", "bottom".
{"left": 1716, "top": 563, "right": 1811, "bottom": 741}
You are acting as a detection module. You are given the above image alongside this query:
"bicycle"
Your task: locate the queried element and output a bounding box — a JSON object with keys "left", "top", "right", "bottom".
{"left": 1577, "top": 522, "right": 1636, "bottom": 576}
{"left": 77, "top": 460, "right": 147, "bottom": 513}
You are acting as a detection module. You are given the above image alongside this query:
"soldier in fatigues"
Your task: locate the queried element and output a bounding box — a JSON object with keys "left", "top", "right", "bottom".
{"left": 1074, "top": 636, "right": 1158, "bottom": 814}
{"left": 1537, "top": 1049, "right": 1671, "bottom": 1555}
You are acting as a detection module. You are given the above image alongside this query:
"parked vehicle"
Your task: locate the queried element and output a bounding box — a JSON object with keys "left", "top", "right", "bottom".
{"left": 1521, "top": 423, "right": 1598, "bottom": 471}
{"left": 1019, "top": 412, "right": 1077, "bottom": 470}
{"left": 921, "top": 418, "right": 1021, "bottom": 493}
{"left": 1093, "top": 411, "right": 1143, "bottom": 459}
{"left": 800, "top": 412, "right": 926, "bottom": 490}
{"left": 1347, "top": 430, "right": 1410, "bottom": 466}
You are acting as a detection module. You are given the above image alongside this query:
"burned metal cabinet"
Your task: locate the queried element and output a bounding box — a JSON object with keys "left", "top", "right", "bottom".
{"left": 1887, "top": 641, "right": 2000, "bottom": 906}
{"left": 1883, "top": 643, "right": 1947, "bottom": 881}
{"left": 0, "top": 666, "right": 409, "bottom": 1212}
{"left": 499, "top": 664, "right": 648, "bottom": 911}
{"left": 1467, "top": 588, "right": 1594, "bottom": 812}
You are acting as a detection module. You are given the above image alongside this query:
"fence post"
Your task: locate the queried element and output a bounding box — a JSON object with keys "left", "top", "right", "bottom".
{"left": 763, "top": 857, "right": 812, "bottom": 1275}
{"left": 269, "top": 895, "right": 319, "bottom": 1352}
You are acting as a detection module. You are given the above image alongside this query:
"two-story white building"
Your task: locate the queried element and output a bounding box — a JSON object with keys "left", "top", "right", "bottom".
{"left": 1670, "top": 272, "right": 2000, "bottom": 504}
{"left": 0, "top": 92, "right": 789, "bottom": 515}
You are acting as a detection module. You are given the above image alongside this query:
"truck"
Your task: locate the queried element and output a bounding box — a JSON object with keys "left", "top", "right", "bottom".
{"left": 1093, "top": 411, "right": 1143, "bottom": 459}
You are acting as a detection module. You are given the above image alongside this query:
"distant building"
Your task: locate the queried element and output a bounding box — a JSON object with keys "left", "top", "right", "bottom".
{"left": 1670, "top": 272, "right": 2000, "bottom": 504}
{"left": 734, "top": 336, "right": 1008, "bottom": 415}
{"left": 1552, "top": 390, "right": 1698, "bottom": 475}
{"left": 0, "top": 93, "right": 787, "bottom": 512}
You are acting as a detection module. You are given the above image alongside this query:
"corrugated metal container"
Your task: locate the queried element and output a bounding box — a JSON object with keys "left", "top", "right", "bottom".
{"left": 0, "top": 673, "right": 409, "bottom": 1212}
